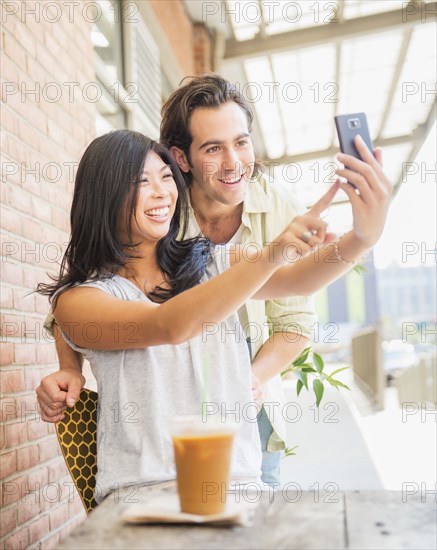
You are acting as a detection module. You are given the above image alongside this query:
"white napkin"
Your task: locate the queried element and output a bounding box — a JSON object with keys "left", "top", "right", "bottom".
{"left": 121, "top": 493, "right": 259, "bottom": 526}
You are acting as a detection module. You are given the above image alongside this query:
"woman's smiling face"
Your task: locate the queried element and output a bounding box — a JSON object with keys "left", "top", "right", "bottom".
{"left": 126, "top": 151, "right": 179, "bottom": 244}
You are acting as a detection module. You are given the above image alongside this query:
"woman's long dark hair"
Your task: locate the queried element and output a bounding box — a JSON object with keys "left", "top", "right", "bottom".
{"left": 37, "top": 130, "right": 211, "bottom": 303}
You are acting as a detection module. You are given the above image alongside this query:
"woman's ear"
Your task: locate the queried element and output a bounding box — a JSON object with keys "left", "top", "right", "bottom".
{"left": 170, "top": 146, "right": 190, "bottom": 173}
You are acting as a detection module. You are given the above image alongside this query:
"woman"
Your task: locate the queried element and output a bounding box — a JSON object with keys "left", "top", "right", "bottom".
{"left": 38, "top": 130, "right": 391, "bottom": 500}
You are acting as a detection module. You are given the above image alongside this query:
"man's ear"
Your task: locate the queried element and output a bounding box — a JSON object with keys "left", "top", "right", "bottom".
{"left": 170, "top": 146, "right": 190, "bottom": 173}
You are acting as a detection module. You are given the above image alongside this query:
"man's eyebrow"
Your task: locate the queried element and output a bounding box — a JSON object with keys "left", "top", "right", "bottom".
{"left": 198, "top": 133, "right": 250, "bottom": 150}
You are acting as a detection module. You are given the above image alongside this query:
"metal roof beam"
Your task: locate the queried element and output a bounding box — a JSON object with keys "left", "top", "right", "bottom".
{"left": 377, "top": 28, "right": 414, "bottom": 139}
{"left": 263, "top": 124, "right": 432, "bottom": 166}
{"left": 224, "top": 2, "right": 437, "bottom": 61}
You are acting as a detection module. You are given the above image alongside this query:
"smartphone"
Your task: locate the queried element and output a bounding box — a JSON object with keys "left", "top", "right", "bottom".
{"left": 335, "top": 112, "right": 374, "bottom": 159}
{"left": 335, "top": 113, "right": 375, "bottom": 187}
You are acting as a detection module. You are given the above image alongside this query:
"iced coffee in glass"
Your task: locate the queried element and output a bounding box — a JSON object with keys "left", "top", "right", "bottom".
{"left": 172, "top": 416, "right": 237, "bottom": 515}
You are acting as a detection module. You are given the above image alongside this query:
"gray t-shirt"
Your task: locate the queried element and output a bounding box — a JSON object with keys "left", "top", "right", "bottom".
{"left": 62, "top": 246, "right": 262, "bottom": 502}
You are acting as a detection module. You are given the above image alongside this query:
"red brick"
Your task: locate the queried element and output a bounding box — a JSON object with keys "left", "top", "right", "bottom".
{"left": 28, "top": 465, "right": 48, "bottom": 493}
{"left": 31, "top": 195, "right": 52, "bottom": 224}
{"left": 13, "top": 288, "right": 36, "bottom": 313}
{"left": 35, "top": 344, "right": 56, "bottom": 365}
{"left": 0, "top": 50, "right": 19, "bottom": 83}
{"left": 68, "top": 493, "right": 85, "bottom": 518}
{"left": 0, "top": 397, "right": 18, "bottom": 422}
{"left": 0, "top": 313, "right": 25, "bottom": 339}
{"left": 49, "top": 502, "right": 69, "bottom": 530}
{"left": 22, "top": 316, "right": 45, "bottom": 341}
{"left": 21, "top": 217, "right": 44, "bottom": 244}
{"left": 35, "top": 294, "right": 52, "bottom": 315}
{"left": 1, "top": 261, "right": 24, "bottom": 286}
{"left": 25, "top": 367, "right": 51, "bottom": 391}
{"left": 0, "top": 505, "right": 17, "bottom": 537}
{"left": 27, "top": 417, "right": 48, "bottom": 441}
{"left": 0, "top": 369, "right": 24, "bottom": 393}
{"left": 48, "top": 457, "right": 68, "bottom": 483}
{"left": 17, "top": 444, "right": 39, "bottom": 471}
{"left": 0, "top": 104, "right": 19, "bottom": 139}
{"left": 14, "top": 16, "right": 37, "bottom": 58}
{"left": 23, "top": 268, "right": 47, "bottom": 291}
{"left": 28, "top": 513, "right": 50, "bottom": 545}
{"left": 39, "top": 437, "right": 60, "bottom": 463}
{"left": 4, "top": 525, "right": 30, "bottom": 550}
{"left": 0, "top": 450, "right": 17, "bottom": 479}
{"left": 0, "top": 285, "right": 13, "bottom": 309}
{"left": 25, "top": 11, "right": 45, "bottom": 43}
{"left": 18, "top": 495, "right": 41, "bottom": 524}
{"left": 14, "top": 343, "right": 36, "bottom": 365}
{"left": 9, "top": 184, "right": 33, "bottom": 215}
{"left": 4, "top": 421, "right": 27, "bottom": 448}
{"left": 0, "top": 425, "right": 5, "bottom": 449}
{"left": 41, "top": 531, "right": 60, "bottom": 550}
{"left": 0, "top": 343, "right": 15, "bottom": 366}
{"left": 3, "top": 32, "right": 27, "bottom": 74}
{"left": 51, "top": 206, "right": 69, "bottom": 232}
{"left": 1, "top": 474, "right": 27, "bottom": 506}
{"left": 16, "top": 393, "right": 39, "bottom": 422}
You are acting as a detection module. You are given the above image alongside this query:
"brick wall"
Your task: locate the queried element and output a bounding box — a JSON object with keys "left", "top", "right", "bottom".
{"left": 149, "top": 0, "right": 195, "bottom": 75}
{"left": 193, "top": 23, "right": 212, "bottom": 74}
{"left": 1, "top": 1, "right": 213, "bottom": 548}
{"left": 1, "top": 2, "right": 96, "bottom": 548}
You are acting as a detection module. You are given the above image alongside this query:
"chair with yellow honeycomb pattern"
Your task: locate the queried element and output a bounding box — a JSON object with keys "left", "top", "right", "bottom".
{"left": 55, "top": 388, "right": 98, "bottom": 513}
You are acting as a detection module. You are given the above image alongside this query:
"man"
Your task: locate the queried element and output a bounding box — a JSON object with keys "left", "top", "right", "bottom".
{"left": 37, "top": 74, "right": 315, "bottom": 486}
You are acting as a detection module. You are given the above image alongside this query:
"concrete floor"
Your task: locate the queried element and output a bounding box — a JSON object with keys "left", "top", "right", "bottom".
{"left": 280, "top": 368, "right": 436, "bottom": 493}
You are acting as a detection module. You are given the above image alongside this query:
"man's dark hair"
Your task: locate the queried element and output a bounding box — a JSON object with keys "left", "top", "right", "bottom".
{"left": 160, "top": 74, "right": 262, "bottom": 185}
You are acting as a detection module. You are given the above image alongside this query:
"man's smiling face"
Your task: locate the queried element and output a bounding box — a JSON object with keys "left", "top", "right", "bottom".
{"left": 187, "top": 101, "right": 256, "bottom": 208}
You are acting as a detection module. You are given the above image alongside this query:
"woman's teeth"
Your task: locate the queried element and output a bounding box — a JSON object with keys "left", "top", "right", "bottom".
{"left": 145, "top": 207, "right": 169, "bottom": 217}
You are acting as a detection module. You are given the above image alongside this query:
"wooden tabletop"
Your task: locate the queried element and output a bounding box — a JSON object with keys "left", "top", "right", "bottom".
{"left": 59, "top": 484, "right": 436, "bottom": 549}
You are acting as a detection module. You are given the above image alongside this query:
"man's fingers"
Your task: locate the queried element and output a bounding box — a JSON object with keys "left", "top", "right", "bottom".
{"left": 308, "top": 181, "right": 340, "bottom": 217}
{"left": 65, "top": 379, "right": 84, "bottom": 407}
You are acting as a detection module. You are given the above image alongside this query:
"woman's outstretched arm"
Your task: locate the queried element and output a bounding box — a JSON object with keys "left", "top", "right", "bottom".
{"left": 252, "top": 137, "right": 392, "bottom": 299}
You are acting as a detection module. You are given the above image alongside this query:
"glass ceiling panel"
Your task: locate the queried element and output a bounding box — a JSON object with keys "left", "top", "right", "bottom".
{"left": 227, "top": 2, "right": 434, "bottom": 193}
{"left": 343, "top": 1, "right": 403, "bottom": 19}
{"left": 338, "top": 30, "right": 403, "bottom": 132}
{"left": 383, "top": 25, "right": 436, "bottom": 138}
{"left": 227, "top": 1, "right": 410, "bottom": 43}
{"left": 264, "top": 1, "right": 335, "bottom": 35}
{"left": 245, "top": 57, "right": 285, "bottom": 158}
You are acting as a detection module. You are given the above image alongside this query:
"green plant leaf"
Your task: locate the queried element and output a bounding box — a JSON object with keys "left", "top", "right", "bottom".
{"left": 327, "top": 366, "right": 351, "bottom": 378}
{"left": 295, "top": 370, "right": 309, "bottom": 390}
{"left": 293, "top": 347, "right": 311, "bottom": 366}
{"left": 353, "top": 263, "right": 367, "bottom": 275}
{"left": 313, "top": 378, "right": 324, "bottom": 407}
{"left": 313, "top": 352, "right": 324, "bottom": 373}
{"left": 282, "top": 446, "right": 298, "bottom": 459}
{"left": 327, "top": 378, "right": 351, "bottom": 391}
{"left": 301, "top": 367, "right": 317, "bottom": 373}
{"left": 296, "top": 379, "right": 303, "bottom": 396}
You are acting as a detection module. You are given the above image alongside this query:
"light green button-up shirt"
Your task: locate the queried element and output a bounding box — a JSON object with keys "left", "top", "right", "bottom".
{"left": 186, "top": 173, "right": 316, "bottom": 449}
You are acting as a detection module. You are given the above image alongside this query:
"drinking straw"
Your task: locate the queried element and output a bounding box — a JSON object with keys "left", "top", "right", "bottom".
{"left": 201, "top": 354, "right": 210, "bottom": 419}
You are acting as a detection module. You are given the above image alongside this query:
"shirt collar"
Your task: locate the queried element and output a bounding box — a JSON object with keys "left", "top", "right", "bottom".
{"left": 185, "top": 172, "right": 272, "bottom": 219}
{"left": 243, "top": 173, "right": 272, "bottom": 214}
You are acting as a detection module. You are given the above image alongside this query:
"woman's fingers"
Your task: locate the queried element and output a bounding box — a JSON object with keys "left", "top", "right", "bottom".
{"left": 308, "top": 181, "right": 340, "bottom": 217}
{"left": 335, "top": 168, "right": 372, "bottom": 202}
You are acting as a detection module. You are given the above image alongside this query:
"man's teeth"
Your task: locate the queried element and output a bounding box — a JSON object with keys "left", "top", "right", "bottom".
{"left": 221, "top": 176, "right": 242, "bottom": 184}
{"left": 145, "top": 207, "right": 169, "bottom": 216}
